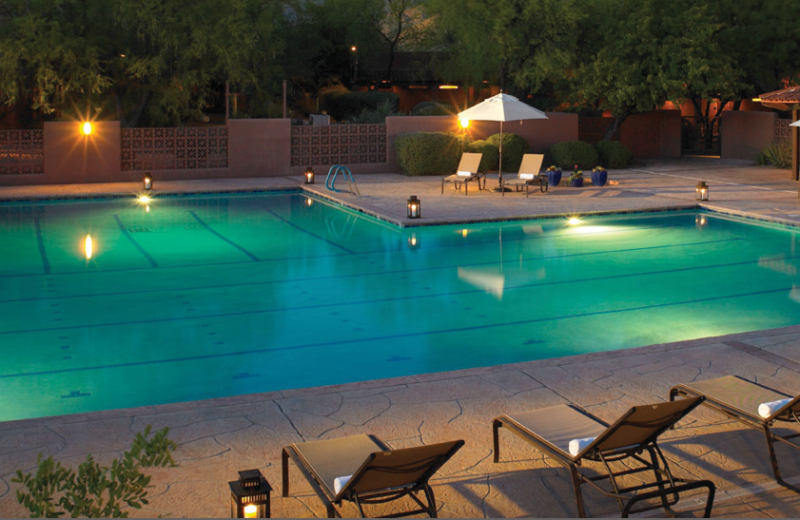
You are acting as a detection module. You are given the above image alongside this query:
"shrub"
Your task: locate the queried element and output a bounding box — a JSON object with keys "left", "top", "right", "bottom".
{"left": 349, "top": 99, "right": 397, "bottom": 124}
{"left": 411, "top": 101, "right": 455, "bottom": 116}
{"left": 756, "top": 140, "right": 792, "bottom": 169}
{"left": 549, "top": 141, "right": 599, "bottom": 170}
{"left": 487, "top": 133, "right": 529, "bottom": 172}
{"left": 395, "top": 132, "right": 465, "bottom": 176}
{"left": 320, "top": 87, "right": 400, "bottom": 121}
{"left": 467, "top": 140, "right": 499, "bottom": 172}
{"left": 596, "top": 140, "right": 633, "bottom": 168}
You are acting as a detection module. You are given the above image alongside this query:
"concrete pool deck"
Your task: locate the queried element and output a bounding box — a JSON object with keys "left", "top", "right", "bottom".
{"left": 3, "top": 158, "right": 800, "bottom": 517}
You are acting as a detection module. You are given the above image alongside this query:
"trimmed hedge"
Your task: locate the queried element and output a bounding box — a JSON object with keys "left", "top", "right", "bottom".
{"left": 411, "top": 101, "right": 455, "bottom": 116}
{"left": 549, "top": 141, "right": 599, "bottom": 170}
{"left": 395, "top": 132, "right": 464, "bottom": 176}
{"left": 487, "top": 133, "right": 529, "bottom": 172}
{"left": 596, "top": 140, "right": 633, "bottom": 168}
{"left": 467, "top": 140, "right": 499, "bottom": 173}
{"left": 320, "top": 89, "right": 400, "bottom": 121}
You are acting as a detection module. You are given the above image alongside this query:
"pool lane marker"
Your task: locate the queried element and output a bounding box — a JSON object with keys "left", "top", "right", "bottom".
{"left": 2, "top": 284, "right": 796, "bottom": 381}
{"left": 187, "top": 211, "right": 259, "bottom": 261}
{"left": 33, "top": 217, "right": 51, "bottom": 274}
{"left": 2, "top": 251, "right": 799, "bottom": 338}
{"left": 113, "top": 215, "right": 159, "bottom": 268}
{"left": 262, "top": 207, "right": 355, "bottom": 254}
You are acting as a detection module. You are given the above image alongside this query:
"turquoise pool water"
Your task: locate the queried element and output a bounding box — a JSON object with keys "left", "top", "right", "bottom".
{"left": 2, "top": 192, "right": 800, "bottom": 421}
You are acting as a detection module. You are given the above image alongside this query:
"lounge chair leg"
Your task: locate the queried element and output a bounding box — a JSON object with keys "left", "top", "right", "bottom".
{"left": 441, "top": 181, "right": 444, "bottom": 195}
{"left": 326, "top": 502, "right": 337, "bottom": 518}
{"left": 569, "top": 465, "right": 588, "bottom": 518}
{"left": 424, "top": 483, "right": 438, "bottom": 518}
{"left": 764, "top": 424, "right": 786, "bottom": 485}
{"left": 492, "top": 419, "right": 502, "bottom": 463}
{"left": 282, "top": 448, "right": 290, "bottom": 497}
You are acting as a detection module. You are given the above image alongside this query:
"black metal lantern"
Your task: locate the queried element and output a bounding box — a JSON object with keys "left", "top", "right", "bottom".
{"left": 407, "top": 195, "right": 421, "bottom": 219}
{"left": 304, "top": 166, "right": 315, "bottom": 185}
{"left": 143, "top": 174, "right": 153, "bottom": 191}
{"left": 229, "top": 469, "right": 271, "bottom": 518}
{"left": 695, "top": 181, "right": 709, "bottom": 201}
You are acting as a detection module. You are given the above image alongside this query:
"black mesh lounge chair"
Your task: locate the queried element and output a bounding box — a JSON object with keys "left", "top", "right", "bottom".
{"left": 282, "top": 434, "right": 464, "bottom": 518}
{"left": 441, "top": 153, "right": 484, "bottom": 195}
{"left": 492, "top": 398, "right": 715, "bottom": 518}
{"left": 670, "top": 375, "right": 800, "bottom": 489}
{"left": 500, "top": 154, "right": 548, "bottom": 197}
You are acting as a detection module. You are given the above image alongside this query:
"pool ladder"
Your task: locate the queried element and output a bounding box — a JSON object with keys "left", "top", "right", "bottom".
{"left": 326, "top": 165, "right": 361, "bottom": 198}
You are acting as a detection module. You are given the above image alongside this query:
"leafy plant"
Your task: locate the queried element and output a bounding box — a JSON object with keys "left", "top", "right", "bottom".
{"left": 570, "top": 165, "right": 584, "bottom": 180}
{"left": 14, "top": 426, "right": 176, "bottom": 518}
{"left": 756, "top": 140, "right": 792, "bottom": 169}
{"left": 411, "top": 101, "right": 455, "bottom": 116}
{"left": 349, "top": 99, "right": 397, "bottom": 124}
{"left": 320, "top": 88, "right": 399, "bottom": 121}
{"left": 546, "top": 165, "right": 560, "bottom": 172}
{"left": 395, "top": 131, "right": 464, "bottom": 176}
{"left": 595, "top": 140, "right": 633, "bottom": 168}
{"left": 550, "top": 141, "right": 599, "bottom": 170}
{"left": 592, "top": 166, "right": 606, "bottom": 173}
{"left": 486, "top": 133, "right": 529, "bottom": 172}
{"left": 467, "top": 140, "right": 499, "bottom": 172}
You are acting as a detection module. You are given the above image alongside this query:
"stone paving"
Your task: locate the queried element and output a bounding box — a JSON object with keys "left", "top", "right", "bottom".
{"left": 3, "top": 159, "right": 800, "bottom": 518}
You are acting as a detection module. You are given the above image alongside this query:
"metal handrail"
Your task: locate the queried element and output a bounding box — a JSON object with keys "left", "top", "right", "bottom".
{"left": 325, "top": 165, "right": 361, "bottom": 197}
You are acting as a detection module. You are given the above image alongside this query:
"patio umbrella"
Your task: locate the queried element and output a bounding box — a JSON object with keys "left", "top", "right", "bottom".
{"left": 457, "top": 93, "right": 548, "bottom": 190}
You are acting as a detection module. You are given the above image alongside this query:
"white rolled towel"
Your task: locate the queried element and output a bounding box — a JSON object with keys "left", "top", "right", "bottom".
{"left": 758, "top": 398, "right": 792, "bottom": 419}
{"left": 333, "top": 475, "right": 352, "bottom": 494}
{"left": 456, "top": 171, "right": 473, "bottom": 177}
{"left": 568, "top": 437, "right": 596, "bottom": 457}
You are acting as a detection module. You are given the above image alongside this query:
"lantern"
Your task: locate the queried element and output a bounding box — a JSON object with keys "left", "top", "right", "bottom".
{"left": 304, "top": 167, "right": 315, "bottom": 185}
{"left": 229, "top": 469, "right": 271, "bottom": 518}
{"left": 407, "top": 195, "right": 421, "bottom": 219}
{"left": 696, "top": 181, "right": 709, "bottom": 201}
{"left": 143, "top": 174, "right": 153, "bottom": 191}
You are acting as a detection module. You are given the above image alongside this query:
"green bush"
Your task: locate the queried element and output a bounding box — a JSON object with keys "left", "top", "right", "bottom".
{"left": 349, "top": 99, "right": 397, "bottom": 124}
{"left": 467, "top": 140, "right": 499, "bottom": 173}
{"left": 487, "top": 133, "right": 529, "bottom": 172}
{"left": 596, "top": 140, "right": 633, "bottom": 168}
{"left": 411, "top": 101, "right": 455, "bottom": 116}
{"left": 395, "top": 132, "right": 465, "bottom": 176}
{"left": 320, "top": 87, "right": 400, "bottom": 121}
{"left": 549, "top": 141, "right": 599, "bottom": 170}
{"left": 756, "top": 140, "right": 792, "bottom": 169}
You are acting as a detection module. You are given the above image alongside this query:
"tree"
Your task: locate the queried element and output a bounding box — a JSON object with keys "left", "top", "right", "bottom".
{"left": 0, "top": 0, "right": 286, "bottom": 127}
{"left": 423, "top": 0, "right": 582, "bottom": 94}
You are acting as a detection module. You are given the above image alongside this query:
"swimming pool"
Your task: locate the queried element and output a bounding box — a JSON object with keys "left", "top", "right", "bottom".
{"left": 1, "top": 192, "right": 799, "bottom": 421}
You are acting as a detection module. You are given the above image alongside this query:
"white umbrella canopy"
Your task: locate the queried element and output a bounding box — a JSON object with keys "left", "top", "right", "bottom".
{"left": 457, "top": 93, "right": 548, "bottom": 189}
{"left": 791, "top": 120, "right": 800, "bottom": 127}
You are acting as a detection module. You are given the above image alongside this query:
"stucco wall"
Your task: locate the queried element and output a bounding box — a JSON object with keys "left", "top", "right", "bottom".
{"left": 721, "top": 111, "right": 776, "bottom": 161}
{"left": 619, "top": 111, "right": 681, "bottom": 158}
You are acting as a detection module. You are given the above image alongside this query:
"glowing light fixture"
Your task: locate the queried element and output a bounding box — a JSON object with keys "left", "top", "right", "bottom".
{"left": 696, "top": 181, "right": 709, "bottom": 201}
{"left": 407, "top": 195, "right": 421, "bottom": 219}
{"left": 84, "top": 235, "right": 93, "bottom": 260}
{"left": 459, "top": 118, "right": 470, "bottom": 129}
{"left": 229, "top": 469, "right": 271, "bottom": 518}
{"left": 304, "top": 166, "right": 315, "bottom": 184}
{"left": 568, "top": 217, "right": 582, "bottom": 226}
{"left": 461, "top": 229, "right": 469, "bottom": 237}
{"left": 351, "top": 45, "right": 357, "bottom": 52}
{"left": 439, "top": 85, "right": 459, "bottom": 90}
{"left": 143, "top": 174, "right": 153, "bottom": 191}
{"left": 82, "top": 122, "right": 93, "bottom": 135}
{"left": 138, "top": 195, "right": 151, "bottom": 204}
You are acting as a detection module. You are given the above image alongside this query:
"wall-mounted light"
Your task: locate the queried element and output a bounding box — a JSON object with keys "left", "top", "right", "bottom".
{"left": 696, "top": 181, "right": 709, "bottom": 201}
{"left": 407, "top": 195, "right": 421, "bottom": 219}
{"left": 351, "top": 45, "right": 357, "bottom": 52}
{"left": 82, "top": 122, "right": 93, "bottom": 135}
{"left": 439, "top": 85, "right": 459, "bottom": 90}
{"left": 459, "top": 118, "right": 470, "bottom": 129}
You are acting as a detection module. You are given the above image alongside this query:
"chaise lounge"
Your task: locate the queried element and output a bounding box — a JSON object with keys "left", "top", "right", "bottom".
{"left": 670, "top": 375, "right": 800, "bottom": 489}
{"left": 441, "top": 153, "right": 484, "bottom": 195}
{"left": 492, "top": 398, "right": 715, "bottom": 517}
{"left": 282, "top": 434, "right": 464, "bottom": 518}
{"left": 500, "top": 153, "right": 548, "bottom": 197}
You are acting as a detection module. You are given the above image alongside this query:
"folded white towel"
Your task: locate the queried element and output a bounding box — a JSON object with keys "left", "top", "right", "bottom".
{"left": 758, "top": 398, "right": 792, "bottom": 419}
{"left": 333, "top": 475, "right": 352, "bottom": 494}
{"left": 456, "top": 171, "right": 473, "bottom": 177}
{"left": 519, "top": 173, "right": 535, "bottom": 180}
{"left": 568, "top": 437, "right": 596, "bottom": 457}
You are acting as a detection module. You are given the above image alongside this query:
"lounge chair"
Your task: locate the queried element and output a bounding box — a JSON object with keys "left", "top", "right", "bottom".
{"left": 500, "top": 154, "right": 548, "bottom": 197}
{"left": 492, "top": 398, "right": 715, "bottom": 517}
{"left": 282, "top": 434, "right": 464, "bottom": 518}
{"left": 670, "top": 375, "right": 800, "bottom": 489}
{"left": 441, "top": 153, "right": 484, "bottom": 195}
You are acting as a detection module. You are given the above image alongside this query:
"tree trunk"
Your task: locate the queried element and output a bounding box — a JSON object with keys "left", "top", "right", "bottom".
{"left": 125, "top": 90, "right": 151, "bottom": 128}
{"left": 603, "top": 112, "right": 628, "bottom": 141}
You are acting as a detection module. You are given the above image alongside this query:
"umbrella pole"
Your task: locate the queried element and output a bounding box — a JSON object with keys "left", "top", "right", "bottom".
{"left": 499, "top": 120, "right": 503, "bottom": 185}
